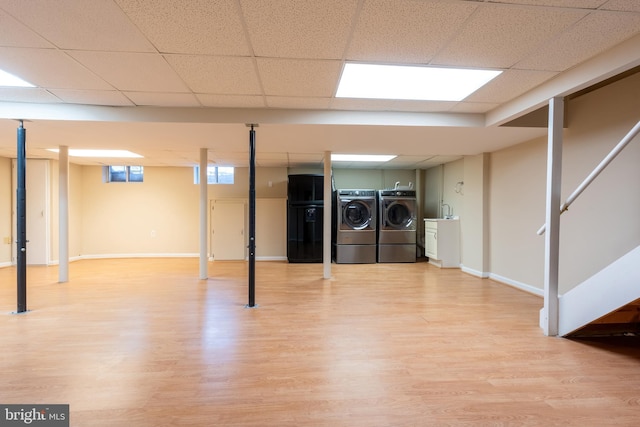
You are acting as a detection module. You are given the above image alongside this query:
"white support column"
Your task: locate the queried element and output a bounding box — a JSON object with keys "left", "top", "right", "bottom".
{"left": 199, "top": 148, "right": 208, "bottom": 280}
{"left": 58, "top": 146, "right": 69, "bottom": 283}
{"left": 323, "top": 151, "right": 332, "bottom": 279}
{"left": 542, "top": 97, "right": 564, "bottom": 336}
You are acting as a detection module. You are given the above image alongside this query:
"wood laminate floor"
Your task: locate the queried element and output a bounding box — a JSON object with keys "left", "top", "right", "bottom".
{"left": 1, "top": 259, "right": 638, "bottom": 426}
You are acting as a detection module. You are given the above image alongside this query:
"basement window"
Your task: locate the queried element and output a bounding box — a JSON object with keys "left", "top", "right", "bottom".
{"left": 104, "top": 166, "right": 144, "bottom": 183}
{"left": 194, "top": 166, "right": 234, "bottom": 184}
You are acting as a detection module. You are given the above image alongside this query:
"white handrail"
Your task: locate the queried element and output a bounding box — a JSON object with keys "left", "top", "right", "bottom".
{"left": 537, "top": 119, "right": 640, "bottom": 235}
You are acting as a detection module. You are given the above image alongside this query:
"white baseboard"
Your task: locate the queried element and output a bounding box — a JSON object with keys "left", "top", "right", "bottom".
{"left": 80, "top": 253, "right": 200, "bottom": 260}
{"left": 460, "top": 264, "right": 489, "bottom": 278}
{"left": 0, "top": 261, "right": 12, "bottom": 269}
{"left": 488, "top": 272, "right": 543, "bottom": 297}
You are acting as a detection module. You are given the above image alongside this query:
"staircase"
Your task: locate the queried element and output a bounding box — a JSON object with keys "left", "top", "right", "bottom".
{"left": 538, "top": 118, "right": 640, "bottom": 336}
{"left": 557, "top": 245, "right": 640, "bottom": 337}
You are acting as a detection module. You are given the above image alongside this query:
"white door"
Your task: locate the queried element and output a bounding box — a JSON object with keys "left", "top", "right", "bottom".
{"left": 12, "top": 159, "right": 50, "bottom": 265}
{"left": 210, "top": 200, "right": 245, "bottom": 260}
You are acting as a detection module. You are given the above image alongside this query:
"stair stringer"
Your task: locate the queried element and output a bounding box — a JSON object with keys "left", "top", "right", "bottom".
{"left": 558, "top": 245, "right": 640, "bottom": 337}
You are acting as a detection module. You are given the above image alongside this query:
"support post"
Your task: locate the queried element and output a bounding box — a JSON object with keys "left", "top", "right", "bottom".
{"left": 247, "top": 124, "right": 257, "bottom": 307}
{"left": 323, "top": 151, "right": 332, "bottom": 279}
{"left": 16, "top": 121, "right": 27, "bottom": 313}
{"left": 59, "top": 146, "right": 69, "bottom": 283}
{"left": 542, "top": 97, "right": 564, "bottom": 336}
{"left": 199, "top": 148, "right": 208, "bottom": 280}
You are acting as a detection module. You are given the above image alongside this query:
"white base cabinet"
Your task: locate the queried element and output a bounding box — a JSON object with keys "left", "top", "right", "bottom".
{"left": 424, "top": 219, "right": 460, "bottom": 268}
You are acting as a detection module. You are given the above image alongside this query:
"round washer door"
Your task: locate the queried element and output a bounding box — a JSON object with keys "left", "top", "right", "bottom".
{"left": 385, "top": 201, "right": 414, "bottom": 229}
{"left": 342, "top": 200, "right": 372, "bottom": 230}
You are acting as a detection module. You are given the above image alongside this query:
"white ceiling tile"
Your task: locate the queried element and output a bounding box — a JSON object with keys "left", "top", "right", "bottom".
{"left": 209, "top": 152, "right": 250, "bottom": 165}
{"left": 266, "top": 97, "right": 331, "bottom": 109}
{"left": 287, "top": 153, "right": 324, "bottom": 167}
{"left": 487, "top": 0, "right": 606, "bottom": 7}
{"left": 0, "top": 0, "right": 155, "bottom": 52}
{"left": 125, "top": 92, "right": 200, "bottom": 107}
{"left": 167, "top": 55, "right": 261, "bottom": 95}
{"left": 385, "top": 155, "right": 437, "bottom": 168}
{"left": 115, "top": 0, "right": 251, "bottom": 55}
{"left": 465, "top": 69, "right": 559, "bottom": 103}
{"left": 257, "top": 59, "right": 342, "bottom": 97}
{"left": 257, "top": 159, "right": 287, "bottom": 167}
{"left": 197, "top": 94, "right": 265, "bottom": 108}
{"left": 257, "top": 152, "right": 288, "bottom": 160}
{"left": 347, "top": 0, "right": 477, "bottom": 63}
{"left": 50, "top": 89, "right": 134, "bottom": 106}
{"left": 0, "top": 9, "right": 53, "bottom": 48}
{"left": 288, "top": 153, "right": 324, "bottom": 162}
{"left": 0, "top": 87, "right": 61, "bottom": 103}
{"left": 601, "top": 0, "right": 640, "bottom": 12}
{"left": 68, "top": 51, "right": 189, "bottom": 92}
{"left": 257, "top": 152, "right": 288, "bottom": 167}
{"left": 241, "top": 0, "right": 358, "bottom": 59}
{"left": 432, "top": 4, "right": 587, "bottom": 68}
{"left": 417, "top": 155, "right": 464, "bottom": 169}
{"left": 0, "top": 48, "right": 112, "bottom": 90}
{"left": 516, "top": 11, "right": 640, "bottom": 71}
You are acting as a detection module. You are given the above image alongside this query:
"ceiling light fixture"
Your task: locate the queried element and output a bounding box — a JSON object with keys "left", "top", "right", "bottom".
{"left": 331, "top": 154, "right": 396, "bottom": 162}
{"left": 47, "top": 149, "right": 143, "bottom": 158}
{"left": 336, "top": 63, "right": 502, "bottom": 101}
{"left": 0, "top": 69, "right": 35, "bottom": 87}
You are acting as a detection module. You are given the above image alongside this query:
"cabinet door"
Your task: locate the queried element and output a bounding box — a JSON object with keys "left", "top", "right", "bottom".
{"left": 425, "top": 228, "right": 437, "bottom": 259}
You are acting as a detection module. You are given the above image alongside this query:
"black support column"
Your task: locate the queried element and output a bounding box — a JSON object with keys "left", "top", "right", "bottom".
{"left": 16, "top": 121, "right": 27, "bottom": 313}
{"left": 246, "top": 124, "right": 258, "bottom": 308}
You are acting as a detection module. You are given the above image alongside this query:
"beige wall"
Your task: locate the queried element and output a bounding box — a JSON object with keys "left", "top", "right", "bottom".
{"left": 0, "top": 157, "right": 11, "bottom": 265}
{"left": 443, "top": 159, "right": 464, "bottom": 218}
{"left": 461, "top": 153, "right": 489, "bottom": 276}
{"left": 80, "top": 166, "right": 200, "bottom": 256}
{"left": 489, "top": 71, "right": 640, "bottom": 293}
{"left": 69, "top": 163, "right": 83, "bottom": 258}
{"left": 78, "top": 165, "right": 289, "bottom": 258}
{"left": 423, "top": 165, "right": 442, "bottom": 219}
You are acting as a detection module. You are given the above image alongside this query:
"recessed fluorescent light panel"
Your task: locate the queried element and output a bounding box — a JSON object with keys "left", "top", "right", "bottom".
{"left": 336, "top": 63, "right": 502, "bottom": 101}
{"left": 48, "top": 149, "right": 143, "bottom": 158}
{"left": 331, "top": 154, "right": 396, "bottom": 162}
{"left": 0, "top": 69, "right": 34, "bottom": 87}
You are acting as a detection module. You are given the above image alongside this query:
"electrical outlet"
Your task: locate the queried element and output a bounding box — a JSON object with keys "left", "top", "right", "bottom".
{"left": 151, "top": 230, "right": 157, "bottom": 238}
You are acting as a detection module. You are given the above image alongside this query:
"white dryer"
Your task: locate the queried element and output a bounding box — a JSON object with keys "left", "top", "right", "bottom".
{"left": 377, "top": 189, "right": 417, "bottom": 263}
{"left": 333, "top": 189, "right": 377, "bottom": 264}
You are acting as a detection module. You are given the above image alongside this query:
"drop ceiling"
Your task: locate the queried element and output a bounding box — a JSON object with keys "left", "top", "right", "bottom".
{"left": 0, "top": 0, "right": 639, "bottom": 168}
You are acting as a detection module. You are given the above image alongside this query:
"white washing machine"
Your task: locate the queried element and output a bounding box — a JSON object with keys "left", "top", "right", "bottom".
{"left": 333, "top": 189, "right": 377, "bottom": 264}
{"left": 377, "top": 189, "right": 417, "bottom": 263}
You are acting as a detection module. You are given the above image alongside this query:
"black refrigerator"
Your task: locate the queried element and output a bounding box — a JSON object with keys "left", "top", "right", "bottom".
{"left": 287, "top": 174, "right": 323, "bottom": 263}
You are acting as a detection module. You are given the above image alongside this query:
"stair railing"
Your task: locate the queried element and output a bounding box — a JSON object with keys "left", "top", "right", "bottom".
{"left": 537, "top": 119, "right": 640, "bottom": 235}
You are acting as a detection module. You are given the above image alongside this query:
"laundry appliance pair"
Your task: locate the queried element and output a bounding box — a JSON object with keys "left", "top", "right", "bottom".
{"left": 333, "top": 187, "right": 417, "bottom": 263}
